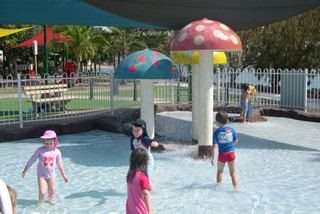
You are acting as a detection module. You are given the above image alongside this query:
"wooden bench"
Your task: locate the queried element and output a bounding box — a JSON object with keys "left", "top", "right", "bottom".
{"left": 24, "top": 84, "right": 77, "bottom": 114}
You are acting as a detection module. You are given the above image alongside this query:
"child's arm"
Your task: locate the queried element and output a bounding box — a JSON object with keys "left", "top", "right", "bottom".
{"left": 233, "top": 139, "right": 239, "bottom": 144}
{"left": 22, "top": 148, "right": 40, "bottom": 177}
{"left": 232, "top": 128, "right": 239, "bottom": 145}
{"left": 57, "top": 162, "right": 68, "bottom": 183}
{"left": 150, "top": 140, "right": 159, "bottom": 147}
{"left": 211, "top": 144, "right": 218, "bottom": 166}
{"left": 56, "top": 151, "right": 68, "bottom": 183}
{"left": 142, "top": 137, "right": 159, "bottom": 148}
{"left": 142, "top": 189, "right": 153, "bottom": 214}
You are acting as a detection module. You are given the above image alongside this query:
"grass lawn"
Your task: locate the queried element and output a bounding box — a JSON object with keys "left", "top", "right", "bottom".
{"left": 0, "top": 97, "right": 140, "bottom": 121}
{"left": 0, "top": 85, "right": 190, "bottom": 122}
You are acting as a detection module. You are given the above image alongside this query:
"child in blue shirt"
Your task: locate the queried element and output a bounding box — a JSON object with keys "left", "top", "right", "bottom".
{"left": 211, "top": 111, "right": 239, "bottom": 191}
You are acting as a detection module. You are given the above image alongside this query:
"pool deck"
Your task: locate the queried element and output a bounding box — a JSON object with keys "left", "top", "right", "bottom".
{"left": 0, "top": 104, "right": 319, "bottom": 143}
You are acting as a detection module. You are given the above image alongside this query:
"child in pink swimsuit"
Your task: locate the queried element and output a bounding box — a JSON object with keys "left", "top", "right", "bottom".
{"left": 126, "top": 148, "right": 153, "bottom": 214}
{"left": 22, "top": 130, "right": 68, "bottom": 204}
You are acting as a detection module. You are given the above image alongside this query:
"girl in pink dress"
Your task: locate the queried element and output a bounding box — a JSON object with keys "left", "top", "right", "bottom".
{"left": 22, "top": 130, "right": 68, "bottom": 205}
{"left": 126, "top": 148, "right": 153, "bottom": 214}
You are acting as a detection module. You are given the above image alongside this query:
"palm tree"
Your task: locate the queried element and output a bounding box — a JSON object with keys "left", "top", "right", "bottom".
{"left": 104, "top": 27, "right": 147, "bottom": 64}
{"left": 57, "top": 26, "right": 107, "bottom": 72}
{"left": 102, "top": 27, "right": 147, "bottom": 96}
{"left": 140, "top": 30, "right": 173, "bottom": 56}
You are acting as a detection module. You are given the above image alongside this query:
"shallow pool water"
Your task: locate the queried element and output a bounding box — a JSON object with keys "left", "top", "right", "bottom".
{"left": 0, "top": 112, "right": 320, "bottom": 214}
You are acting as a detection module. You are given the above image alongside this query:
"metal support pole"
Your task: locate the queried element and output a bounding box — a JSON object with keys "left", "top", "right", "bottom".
{"left": 133, "top": 80, "right": 137, "bottom": 101}
{"left": 89, "top": 78, "right": 94, "bottom": 99}
{"left": 44, "top": 25, "right": 48, "bottom": 76}
{"left": 34, "top": 55, "right": 38, "bottom": 77}
{"left": 17, "top": 73, "right": 23, "bottom": 128}
{"left": 188, "top": 66, "right": 192, "bottom": 102}
{"left": 110, "top": 72, "right": 114, "bottom": 114}
{"left": 304, "top": 69, "right": 308, "bottom": 112}
{"left": 177, "top": 79, "right": 180, "bottom": 103}
{"left": 171, "top": 79, "right": 174, "bottom": 104}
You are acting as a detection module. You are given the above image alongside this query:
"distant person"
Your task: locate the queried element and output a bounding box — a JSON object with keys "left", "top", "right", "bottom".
{"left": 22, "top": 130, "right": 68, "bottom": 205}
{"left": 211, "top": 111, "right": 239, "bottom": 191}
{"left": 247, "top": 85, "right": 256, "bottom": 122}
{"left": 130, "top": 119, "right": 159, "bottom": 178}
{"left": 126, "top": 148, "right": 153, "bottom": 214}
{"left": 63, "top": 60, "right": 76, "bottom": 86}
{"left": 0, "top": 179, "right": 17, "bottom": 214}
{"left": 240, "top": 84, "right": 250, "bottom": 123}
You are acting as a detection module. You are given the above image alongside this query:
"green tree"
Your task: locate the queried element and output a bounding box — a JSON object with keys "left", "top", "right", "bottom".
{"left": 57, "top": 26, "right": 107, "bottom": 72}
{"left": 104, "top": 27, "right": 147, "bottom": 66}
{"left": 140, "top": 30, "right": 173, "bottom": 56}
{"left": 239, "top": 7, "right": 320, "bottom": 69}
{"left": 0, "top": 24, "right": 37, "bottom": 76}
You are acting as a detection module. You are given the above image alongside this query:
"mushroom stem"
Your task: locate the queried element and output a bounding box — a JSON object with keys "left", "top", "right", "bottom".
{"left": 198, "top": 51, "right": 214, "bottom": 158}
{"left": 192, "top": 64, "right": 200, "bottom": 144}
{"left": 140, "top": 79, "right": 155, "bottom": 138}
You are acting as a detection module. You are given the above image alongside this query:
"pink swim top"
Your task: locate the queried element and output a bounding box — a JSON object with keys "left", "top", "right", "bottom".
{"left": 126, "top": 170, "right": 151, "bottom": 214}
{"left": 24, "top": 146, "right": 62, "bottom": 179}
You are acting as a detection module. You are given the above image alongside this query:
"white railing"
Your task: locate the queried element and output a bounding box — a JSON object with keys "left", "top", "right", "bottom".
{"left": 0, "top": 72, "right": 176, "bottom": 127}
{"left": 2, "top": 67, "right": 318, "bottom": 127}
{"left": 213, "top": 68, "right": 320, "bottom": 112}
{"left": 169, "top": 66, "right": 320, "bottom": 112}
{"left": 0, "top": 72, "right": 114, "bottom": 127}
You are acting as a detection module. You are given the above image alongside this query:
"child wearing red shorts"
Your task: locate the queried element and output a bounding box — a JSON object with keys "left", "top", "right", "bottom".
{"left": 211, "top": 111, "right": 239, "bottom": 191}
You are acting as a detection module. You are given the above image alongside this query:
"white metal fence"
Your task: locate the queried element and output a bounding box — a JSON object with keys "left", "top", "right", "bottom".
{"left": 1, "top": 67, "right": 319, "bottom": 127}
{"left": 0, "top": 72, "right": 175, "bottom": 127}
{"left": 167, "top": 66, "right": 320, "bottom": 112}
{"left": 0, "top": 72, "right": 113, "bottom": 127}
{"left": 214, "top": 67, "right": 320, "bottom": 112}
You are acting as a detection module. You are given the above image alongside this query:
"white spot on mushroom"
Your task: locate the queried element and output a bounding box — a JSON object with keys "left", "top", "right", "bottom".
{"left": 230, "top": 35, "right": 239, "bottom": 44}
{"left": 213, "top": 30, "right": 229, "bottom": 40}
{"left": 195, "top": 25, "right": 206, "bottom": 32}
{"left": 178, "top": 32, "right": 188, "bottom": 42}
{"left": 213, "top": 30, "right": 222, "bottom": 38}
{"left": 219, "top": 23, "right": 230, "bottom": 31}
{"left": 183, "top": 24, "right": 192, "bottom": 30}
{"left": 221, "top": 34, "right": 229, "bottom": 40}
{"left": 193, "top": 35, "right": 205, "bottom": 45}
{"left": 203, "top": 19, "right": 214, "bottom": 24}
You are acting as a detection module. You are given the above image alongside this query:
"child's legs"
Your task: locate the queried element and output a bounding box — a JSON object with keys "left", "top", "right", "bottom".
{"left": 240, "top": 102, "right": 248, "bottom": 122}
{"left": 242, "top": 111, "right": 247, "bottom": 122}
{"left": 216, "top": 161, "right": 225, "bottom": 183}
{"left": 47, "top": 177, "right": 56, "bottom": 200}
{"left": 146, "top": 159, "right": 154, "bottom": 178}
{"left": 247, "top": 102, "right": 253, "bottom": 121}
{"left": 37, "top": 177, "right": 47, "bottom": 202}
{"left": 227, "top": 160, "right": 238, "bottom": 189}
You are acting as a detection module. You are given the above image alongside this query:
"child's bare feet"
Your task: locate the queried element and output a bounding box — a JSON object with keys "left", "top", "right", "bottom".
{"left": 37, "top": 200, "right": 44, "bottom": 207}
{"left": 48, "top": 197, "right": 56, "bottom": 205}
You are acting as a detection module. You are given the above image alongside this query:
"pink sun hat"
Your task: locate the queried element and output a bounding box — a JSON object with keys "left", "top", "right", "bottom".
{"left": 40, "top": 130, "right": 59, "bottom": 148}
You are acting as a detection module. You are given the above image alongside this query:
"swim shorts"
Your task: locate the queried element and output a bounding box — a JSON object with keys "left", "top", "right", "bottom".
{"left": 240, "top": 102, "right": 248, "bottom": 111}
{"left": 218, "top": 151, "right": 236, "bottom": 163}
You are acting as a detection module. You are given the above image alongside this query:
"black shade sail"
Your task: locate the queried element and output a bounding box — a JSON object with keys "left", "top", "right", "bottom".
{"left": 84, "top": 0, "right": 320, "bottom": 30}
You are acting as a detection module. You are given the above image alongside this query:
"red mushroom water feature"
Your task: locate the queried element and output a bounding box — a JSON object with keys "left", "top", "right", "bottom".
{"left": 171, "top": 18, "right": 242, "bottom": 157}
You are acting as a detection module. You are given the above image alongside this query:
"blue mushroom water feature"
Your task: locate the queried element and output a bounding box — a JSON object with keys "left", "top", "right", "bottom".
{"left": 115, "top": 49, "right": 178, "bottom": 138}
